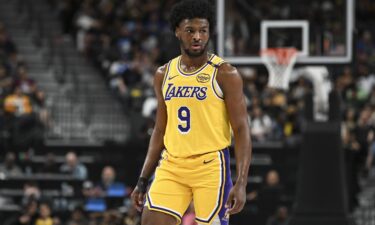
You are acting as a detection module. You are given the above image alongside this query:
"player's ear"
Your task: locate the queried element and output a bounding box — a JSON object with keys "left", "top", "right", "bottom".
{"left": 175, "top": 34, "right": 181, "bottom": 42}
{"left": 175, "top": 27, "right": 181, "bottom": 40}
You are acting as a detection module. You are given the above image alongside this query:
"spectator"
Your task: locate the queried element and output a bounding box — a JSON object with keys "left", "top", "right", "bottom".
{"left": 82, "top": 180, "right": 95, "bottom": 198}
{"left": 250, "top": 106, "right": 273, "bottom": 142}
{"left": 4, "top": 86, "right": 33, "bottom": 117}
{"left": 66, "top": 206, "right": 88, "bottom": 225}
{"left": 357, "top": 64, "right": 375, "bottom": 99}
{"left": 247, "top": 170, "right": 285, "bottom": 215}
{"left": 0, "top": 25, "right": 17, "bottom": 57}
{"left": 101, "top": 210, "right": 122, "bottom": 225}
{"left": 108, "top": 61, "right": 129, "bottom": 97}
{"left": 16, "top": 199, "right": 38, "bottom": 225}
{"left": 95, "top": 166, "right": 130, "bottom": 197}
{"left": 13, "top": 65, "right": 45, "bottom": 106}
{"left": 0, "top": 64, "right": 12, "bottom": 97}
{"left": 98, "top": 166, "right": 116, "bottom": 192}
{"left": 34, "top": 202, "right": 60, "bottom": 225}
{"left": 13, "top": 65, "right": 50, "bottom": 128}
{"left": 4, "top": 86, "right": 43, "bottom": 147}
{"left": 38, "top": 152, "right": 60, "bottom": 174}
{"left": 74, "top": 1, "right": 102, "bottom": 53}
{"left": 266, "top": 206, "right": 289, "bottom": 225}
{"left": 60, "top": 151, "right": 88, "bottom": 180}
{"left": 0, "top": 152, "right": 23, "bottom": 176}
{"left": 22, "top": 182, "right": 41, "bottom": 206}
{"left": 225, "top": 6, "right": 250, "bottom": 56}
{"left": 355, "top": 106, "right": 373, "bottom": 164}
{"left": 342, "top": 108, "right": 357, "bottom": 135}
{"left": 343, "top": 129, "right": 361, "bottom": 211}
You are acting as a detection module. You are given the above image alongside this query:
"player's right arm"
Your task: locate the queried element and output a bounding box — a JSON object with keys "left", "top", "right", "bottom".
{"left": 131, "top": 64, "right": 168, "bottom": 211}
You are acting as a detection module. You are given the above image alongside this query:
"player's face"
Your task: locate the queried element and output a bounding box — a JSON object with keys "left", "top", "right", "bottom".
{"left": 176, "top": 18, "right": 210, "bottom": 57}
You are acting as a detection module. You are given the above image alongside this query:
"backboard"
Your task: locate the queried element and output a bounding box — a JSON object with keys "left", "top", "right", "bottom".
{"left": 217, "top": 0, "right": 354, "bottom": 65}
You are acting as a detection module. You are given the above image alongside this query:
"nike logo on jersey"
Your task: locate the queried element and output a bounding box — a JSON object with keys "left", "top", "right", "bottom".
{"left": 168, "top": 75, "right": 179, "bottom": 80}
{"left": 164, "top": 83, "right": 207, "bottom": 101}
{"left": 203, "top": 159, "right": 215, "bottom": 164}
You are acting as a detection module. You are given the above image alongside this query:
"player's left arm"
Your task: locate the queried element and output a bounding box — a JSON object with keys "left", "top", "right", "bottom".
{"left": 216, "top": 63, "right": 252, "bottom": 215}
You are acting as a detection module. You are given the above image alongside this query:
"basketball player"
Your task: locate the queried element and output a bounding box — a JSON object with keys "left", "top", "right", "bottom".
{"left": 131, "top": 0, "right": 252, "bottom": 224}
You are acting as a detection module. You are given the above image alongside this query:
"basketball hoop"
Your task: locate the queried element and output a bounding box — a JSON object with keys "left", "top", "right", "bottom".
{"left": 261, "top": 48, "right": 298, "bottom": 90}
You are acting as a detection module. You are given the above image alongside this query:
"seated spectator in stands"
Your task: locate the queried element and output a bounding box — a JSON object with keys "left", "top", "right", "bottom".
{"left": 283, "top": 105, "right": 302, "bottom": 140}
{"left": 247, "top": 169, "right": 285, "bottom": 214}
{"left": 60, "top": 152, "right": 87, "bottom": 180}
{"left": 266, "top": 206, "right": 289, "bottom": 225}
{"left": 82, "top": 180, "right": 96, "bottom": 198}
{"left": 14, "top": 65, "right": 45, "bottom": 106}
{"left": 355, "top": 105, "right": 373, "bottom": 164}
{"left": 0, "top": 152, "right": 22, "bottom": 176}
{"left": 142, "top": 94, "right": 157, "bottom": 119}
{"left": 34, "top": 202, "right": 60, "bottom": 225}
{"left": 0, "top": 64, "right": 12, "bottom": 97}
{"left": 342, "top": 108, "right": 357, "bottom": 135}
{"left": 290, "top": 77, "right": 309, "bottom": 101}
{"left": 95, "top": 166, "right": 130, "bottom": 197}
{"left": 97, "top": 166, "right": 116, "bottom": 193}
{"left": 0, "top": 25, "right": 17, "bottom": 57}
{"left": 109, "top": 62, "right": 128, "bottom": 97}
{"left": 13, "top": 65, "right": 50, "bottom": 127}
{"left": 66, "top": 206, "right": 88, "bottom": 225}
{"left": 357, "top": 64, "right": 375, "bottom": 99}
{"left": 38, "top": 152, "right": 60, "bottom": 174}
{"left": 343, "top": 129, "right": 361, "bottom": 211}
{"left": 4, "top": 86, "right": 33, "bottom": 118}
{"left": 4, "top": 86, "right": 43, "bottom": 147}
{"left": 101, "top": 209, "right": 122, "bottom": 225}
{"left": 257, "top": 170, "right": 285, "bottom": 214}
{"left": 22, "top": 182, "right": 41, "bottom": 206}
{"left": 15, "top": 199, "right": 38, "bottom": 225}
{"left": 250, "top": 106, "right": 273, "bottom": 142}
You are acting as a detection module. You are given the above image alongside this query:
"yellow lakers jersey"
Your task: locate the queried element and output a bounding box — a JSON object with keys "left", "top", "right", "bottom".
{"left": 162, "top": 54, "right": 231, "bottom": 157}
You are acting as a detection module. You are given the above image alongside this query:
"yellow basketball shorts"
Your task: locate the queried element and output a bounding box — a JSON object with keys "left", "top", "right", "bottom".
{"left": 144, "top": 148, "right": 233, "bottom": 225}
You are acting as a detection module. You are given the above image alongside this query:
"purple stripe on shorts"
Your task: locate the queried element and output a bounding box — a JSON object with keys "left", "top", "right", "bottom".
{"left": 218, "top": 148, "right": 233, "bottom": 225}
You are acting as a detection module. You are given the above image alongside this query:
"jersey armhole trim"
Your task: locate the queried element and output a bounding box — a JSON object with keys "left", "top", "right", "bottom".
{"left": 161, "top": 61, "right": 172, "bottom": 91}
{"left": 212, "top": 67, "right": 224, "bottom": 100}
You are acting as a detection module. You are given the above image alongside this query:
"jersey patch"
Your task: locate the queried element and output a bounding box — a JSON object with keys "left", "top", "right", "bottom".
{"left": 196, "top": 73, "right": 210, "bottom": 83}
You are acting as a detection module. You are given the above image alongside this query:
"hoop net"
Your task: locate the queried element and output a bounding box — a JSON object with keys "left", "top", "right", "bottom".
{"left": 261, "top": 48, "right": 298, "bottom": 90}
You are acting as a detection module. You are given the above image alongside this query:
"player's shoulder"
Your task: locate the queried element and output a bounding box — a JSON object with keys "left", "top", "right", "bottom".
{"left": 155, "top": 56, "right": 179, "bottom": 77}
{"left": 155, "top": 63, "right": 169, "bottom": 76}
{"left": 217, "top": 62, "right": 240, "bottom": 78}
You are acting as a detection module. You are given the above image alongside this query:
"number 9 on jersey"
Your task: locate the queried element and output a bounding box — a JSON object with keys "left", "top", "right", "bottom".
{"left": 178, "top": 106, "right": 190, "bottom": 134}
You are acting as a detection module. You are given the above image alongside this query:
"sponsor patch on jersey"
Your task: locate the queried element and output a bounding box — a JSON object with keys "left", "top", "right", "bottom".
{"left": 196, "top": 73, "right": 210, "bottom": 83}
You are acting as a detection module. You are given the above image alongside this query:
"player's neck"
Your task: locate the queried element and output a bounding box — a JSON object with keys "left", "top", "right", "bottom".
{"left": 180, "top": 53, "right": 209, "bottom": 73}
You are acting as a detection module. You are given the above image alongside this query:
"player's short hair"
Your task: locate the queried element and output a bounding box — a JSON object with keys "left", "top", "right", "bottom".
{"left": 169, "top": 0, "right": 215, "bottom": 34}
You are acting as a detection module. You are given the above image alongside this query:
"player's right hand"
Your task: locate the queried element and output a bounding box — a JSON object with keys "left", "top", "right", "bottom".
{"left": 131, "top": 186, "right": 145, "bottom": 212}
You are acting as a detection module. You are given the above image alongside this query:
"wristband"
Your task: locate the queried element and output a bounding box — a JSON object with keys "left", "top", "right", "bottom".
{"left": 137, "top": 177, "right": 148, "bottom": 193}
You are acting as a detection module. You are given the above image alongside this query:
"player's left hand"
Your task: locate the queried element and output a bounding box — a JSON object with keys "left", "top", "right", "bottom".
{"left": 131, "top": 186, "right": 146, "bottom": 212}
{"left": 225, "top": 183, "right": 247, "bottom": 215}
